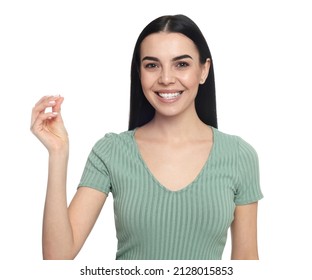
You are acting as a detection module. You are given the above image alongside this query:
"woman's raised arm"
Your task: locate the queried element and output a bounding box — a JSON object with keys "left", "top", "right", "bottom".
{"left": 31, "top": 96, "right": 106, "bottom": 259}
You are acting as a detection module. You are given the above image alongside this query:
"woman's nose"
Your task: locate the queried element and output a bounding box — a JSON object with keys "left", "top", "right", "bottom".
{"left": 158, "top": 67, "right": 175, "bottom": 85}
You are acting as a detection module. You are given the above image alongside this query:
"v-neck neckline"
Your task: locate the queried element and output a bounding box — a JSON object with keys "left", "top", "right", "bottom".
{"left": 131, "top": 126, "right": 216, "bottom": 193}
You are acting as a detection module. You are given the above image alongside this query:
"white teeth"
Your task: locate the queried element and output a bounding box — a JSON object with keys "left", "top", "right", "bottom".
{"left": 158, "top": 92, "right": 181, "bottom": 99}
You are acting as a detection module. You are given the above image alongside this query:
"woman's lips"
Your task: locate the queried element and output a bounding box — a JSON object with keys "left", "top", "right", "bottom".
{"left": 155, "top": 91, "right": 183, "bottom": 102}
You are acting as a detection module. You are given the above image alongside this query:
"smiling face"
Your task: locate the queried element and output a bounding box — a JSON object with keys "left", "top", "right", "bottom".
{"left": 140, "top": 32, "right": 210, "bottom": 120}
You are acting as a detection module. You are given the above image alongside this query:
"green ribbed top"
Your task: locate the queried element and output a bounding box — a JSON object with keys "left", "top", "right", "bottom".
{"left": 78, "top": 127, "right": 263, "bottom": 260}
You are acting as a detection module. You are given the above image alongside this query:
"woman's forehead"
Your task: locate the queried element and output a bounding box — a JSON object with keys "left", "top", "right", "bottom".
{"left": 140, "top": 32, "right": 199, "bottom": 58}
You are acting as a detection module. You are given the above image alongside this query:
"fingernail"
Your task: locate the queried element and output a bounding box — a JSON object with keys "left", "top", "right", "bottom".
{"left": 48, "top": 100, "right": 56, "bottom": 105}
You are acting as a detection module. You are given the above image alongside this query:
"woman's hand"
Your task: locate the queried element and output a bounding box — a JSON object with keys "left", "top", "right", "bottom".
{"left": 31, "top": 95, "right": 68, "bottom": 153}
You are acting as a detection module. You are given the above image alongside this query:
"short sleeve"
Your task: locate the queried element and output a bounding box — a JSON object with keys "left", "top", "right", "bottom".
{"left": 78, "top": 134, "right": 113, "bottom": 195}
{"left": 234, "top": 138, "right": 263, "bottom": 205}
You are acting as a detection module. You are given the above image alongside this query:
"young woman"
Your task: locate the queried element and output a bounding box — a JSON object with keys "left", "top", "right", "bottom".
{"left": 31, "top": 14, "right": 263, "bottom": 260}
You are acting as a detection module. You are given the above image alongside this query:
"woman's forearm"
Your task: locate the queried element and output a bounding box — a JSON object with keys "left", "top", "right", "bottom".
{"left": 42, "top": 149, "right": 74, "bottom": 259}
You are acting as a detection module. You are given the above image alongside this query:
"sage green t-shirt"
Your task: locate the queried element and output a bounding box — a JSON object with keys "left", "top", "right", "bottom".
{"left": 78, "top": 127, "right": 263, "bottom": 260}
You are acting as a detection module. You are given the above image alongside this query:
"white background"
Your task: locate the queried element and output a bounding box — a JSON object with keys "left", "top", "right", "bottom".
{"left": 1, "top": 0, "right": 311, "bottom": 278}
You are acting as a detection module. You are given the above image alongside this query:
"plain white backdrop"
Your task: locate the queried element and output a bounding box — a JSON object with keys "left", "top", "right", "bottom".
{"left": 1, "top": 0, "right": 311, "bottom": 278}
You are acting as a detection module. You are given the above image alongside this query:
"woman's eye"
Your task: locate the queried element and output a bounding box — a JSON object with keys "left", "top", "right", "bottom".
{"left": 145, "top": 63, "right": 158, "bottom": 69}
{"left": 177, "top": 61, "right": 189, "bottom": 68}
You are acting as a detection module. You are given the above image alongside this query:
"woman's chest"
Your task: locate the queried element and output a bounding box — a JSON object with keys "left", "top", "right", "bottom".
{"left": 112, "top": 172, "right": 236, "bottom": 244}
{"left": 136, "top": 140, "right": 213, "bottom": 191}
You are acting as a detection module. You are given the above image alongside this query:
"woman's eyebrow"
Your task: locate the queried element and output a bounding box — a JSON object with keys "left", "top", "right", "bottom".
{"left": 172, "top": 54, "right": 193, "bottom": 61}
{"left": 142, "top": 56, "right": 159, "bottom": 62}
{"left": 142, "top": 54, "right": 193, "bottom": 62}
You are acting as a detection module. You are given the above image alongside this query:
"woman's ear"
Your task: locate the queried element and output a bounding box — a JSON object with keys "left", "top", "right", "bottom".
{"left": 200, "top": 58, "right": 211, "bottom": 84}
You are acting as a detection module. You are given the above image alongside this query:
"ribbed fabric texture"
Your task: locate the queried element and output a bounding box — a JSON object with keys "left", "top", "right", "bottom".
{"left": 78, "top": 127, "right": 263, "bottom": 260}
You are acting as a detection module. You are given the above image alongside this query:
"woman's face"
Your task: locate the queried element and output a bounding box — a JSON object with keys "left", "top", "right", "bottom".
{"left": 140, "top": 32, "right": 210, "bottom": 119}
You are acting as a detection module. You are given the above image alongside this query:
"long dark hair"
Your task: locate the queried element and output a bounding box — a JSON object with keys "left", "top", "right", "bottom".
{"left": 128, "top": 14, "right": 217, "bottom": 130}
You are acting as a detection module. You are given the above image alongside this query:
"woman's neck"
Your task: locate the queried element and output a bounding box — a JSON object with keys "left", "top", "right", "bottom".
{"left": 141, "top": 112, "right": 210, "bottom": 143}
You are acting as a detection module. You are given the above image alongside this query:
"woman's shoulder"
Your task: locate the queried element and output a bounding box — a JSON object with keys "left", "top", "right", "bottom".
{"left": 92, "top": 130, "right": 135, "bottom": 147}
{"left": 212, "top": 127, "right": 258, "bottom": 155}
{"left": 87, "top": 130, "right": 135, "bottom": 163}
{"left": 212, "top": 127, "right": 240, "bottom": 142}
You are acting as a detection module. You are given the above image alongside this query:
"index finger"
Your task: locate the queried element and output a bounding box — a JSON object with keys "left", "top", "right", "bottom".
{"left": 31, "top": 95, "right": 59, "bottom": 126}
